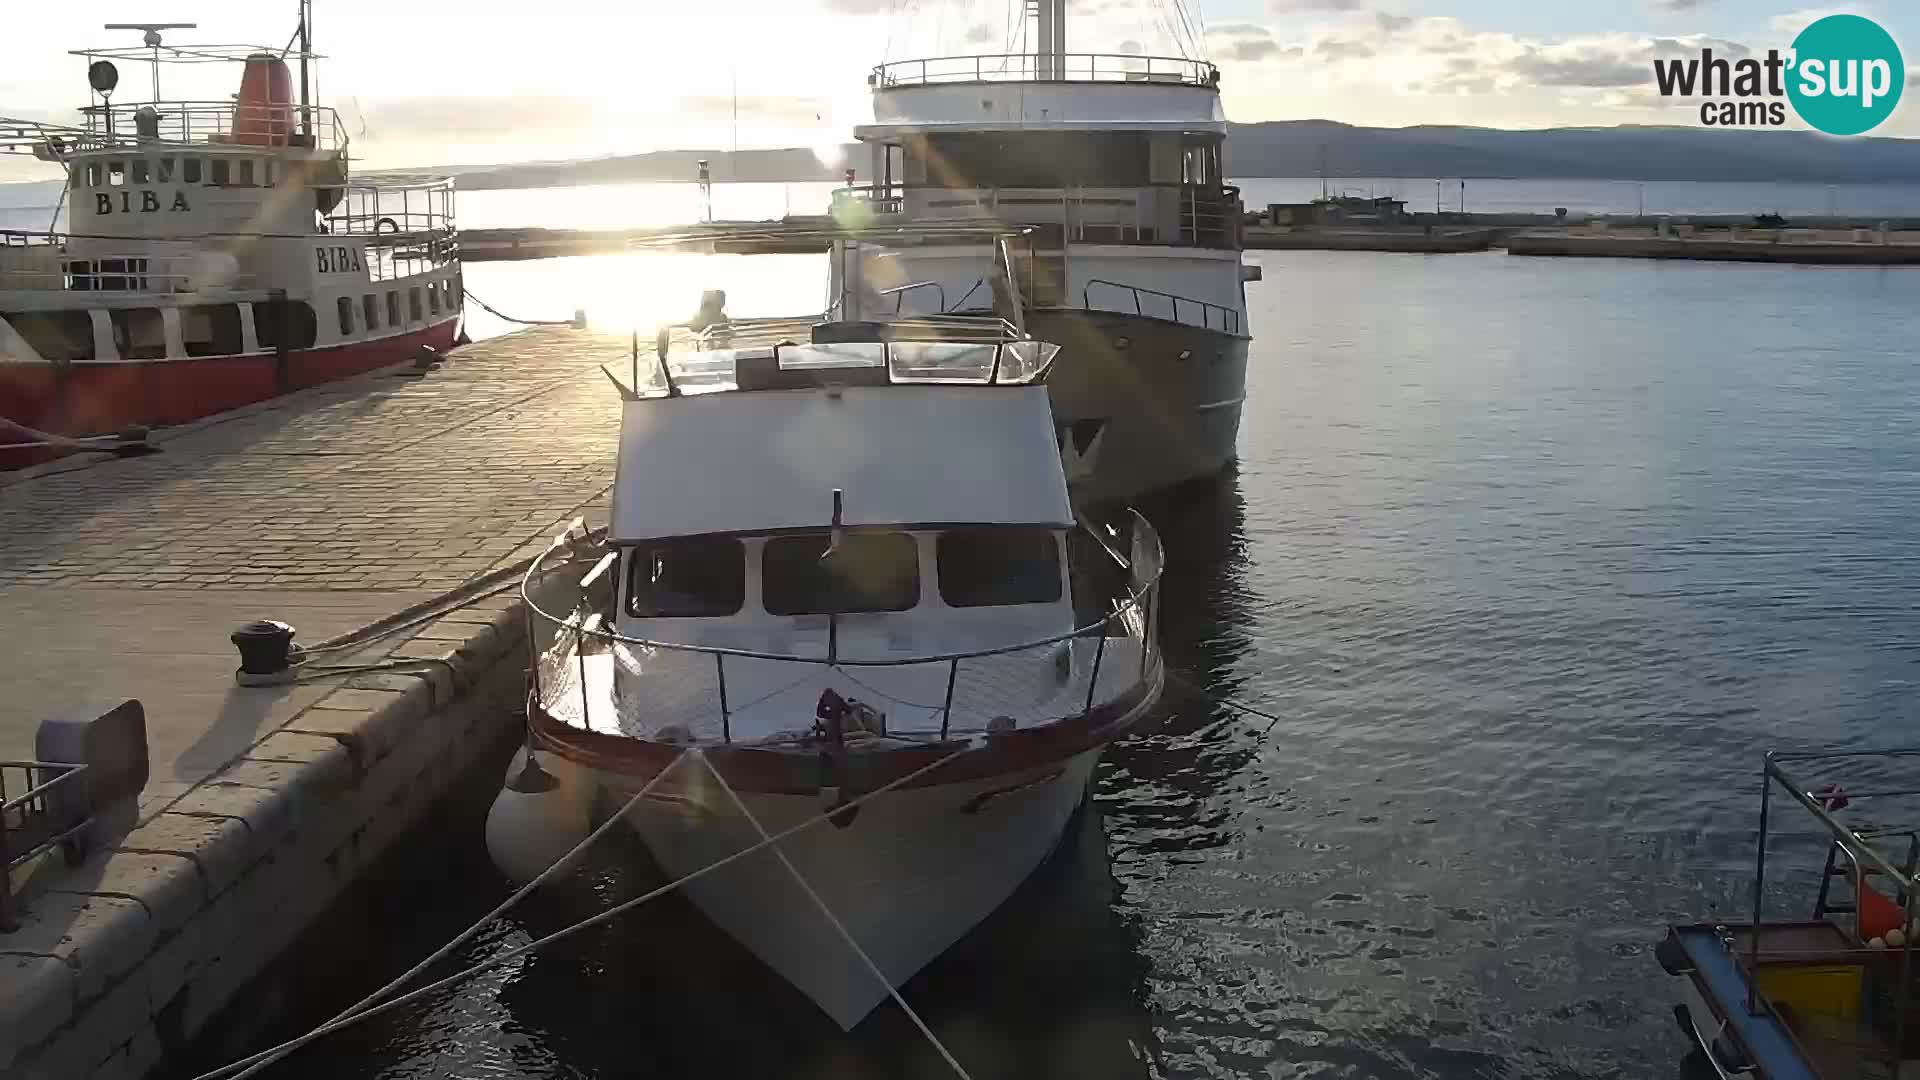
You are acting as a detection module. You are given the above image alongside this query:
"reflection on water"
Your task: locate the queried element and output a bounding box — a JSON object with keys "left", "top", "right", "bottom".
{"left": 165, "top": 248, "right": 1920, "bottom": 1079}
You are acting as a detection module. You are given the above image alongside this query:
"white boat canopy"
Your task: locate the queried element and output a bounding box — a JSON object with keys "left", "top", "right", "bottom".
{"left": 608, "top": 384, "right": 1073, "bottom": 542}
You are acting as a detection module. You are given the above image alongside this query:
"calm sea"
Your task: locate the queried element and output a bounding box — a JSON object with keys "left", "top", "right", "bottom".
{"left": 21, "top": 182, "right": 1913, "bottom": 1078}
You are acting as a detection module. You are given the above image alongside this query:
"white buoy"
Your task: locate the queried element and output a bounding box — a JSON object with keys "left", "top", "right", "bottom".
{"left": 485, "top": 748, "right": 589, "bottom": 886}
{"left": 1870, "top": 936, "right": 1888, "bottom": 949}
{"left": 1889, "top": 928, "right": 1908, "bottom": 948}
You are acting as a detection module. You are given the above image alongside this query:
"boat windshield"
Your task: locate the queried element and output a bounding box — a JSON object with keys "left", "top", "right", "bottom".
{"left": 632, "top": 339, "right": 1058, "bottom": 396}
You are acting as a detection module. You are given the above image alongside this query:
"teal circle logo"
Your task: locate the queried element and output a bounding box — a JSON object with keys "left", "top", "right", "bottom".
{"left": 1787, "top": 14, "right": 1904, "bottom": 136}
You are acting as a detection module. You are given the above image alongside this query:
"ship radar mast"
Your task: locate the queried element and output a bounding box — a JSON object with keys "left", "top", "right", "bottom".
{"left": 100, "top": 23, "right": 197, "bottom": 101}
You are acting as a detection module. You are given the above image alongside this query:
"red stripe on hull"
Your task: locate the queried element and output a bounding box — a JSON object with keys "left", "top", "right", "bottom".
{"left": 0, "top": 318, "right": 459, "bottom": 463}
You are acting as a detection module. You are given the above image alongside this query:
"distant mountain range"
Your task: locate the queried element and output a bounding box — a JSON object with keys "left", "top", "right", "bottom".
{"left": 420, "top": 122, "right": 1920, "bottom": 191}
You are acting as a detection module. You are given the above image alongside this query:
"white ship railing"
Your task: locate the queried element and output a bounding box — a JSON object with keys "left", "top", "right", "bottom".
{"left": 1083, "top": 278, "right": 1240, "bottom": 334}
{"left": 0, "top": 236, "right": 256, "bottom": 294}
{"left": 873, "top": 53, "right": 1218, "bottom": 87}
{"left": 525, "top": 514, "right": 1164, "bottom": 746}
{"left": 324, "top": 180, "right": 459, "bottom": 282}
{"left": 75, "top": 101, "right": 348, "bottom": 152}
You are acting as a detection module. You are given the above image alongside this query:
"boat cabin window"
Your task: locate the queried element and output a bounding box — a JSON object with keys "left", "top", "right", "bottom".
{"left": 428, "top": 283, "right": 442, "bottom": 314}
{"left": 81, "top": 163, "right": 99, "bottom": 187}
{"left": 336, "top": 296, "right": 353, "bottom": 336}
{"left": 762, "top": 532, "right": 919, "bottom": 615}
{"left": 131, "top": 160, "right": 150, "bottom": 185}
{"left": 156, "top": 157, "right": 175, "bottom": 183}
{"left": 110, "top": 308, "right": 167, "bottom": 361}
{"left": 254, "top": 299, "right": 318, "bottom": 352}
{"left": 917, "top": 132, "right": 1151, "bottom": 188}
{"left": 237, "top": 160, "right": 256, "bottom": 187}
{"left": 210, "top": 159, "right": 230, "bottom": 187}
{"left": 183, "top": 158, "right": 202, "bottom": 184}
{"left": 938, "top": 529, "right": 1063, "bottom": 607}
{"left": 409, "top": 288, "right": 424, "bottom": 323}
{"left": 107, "top": 160, "right": 125, "bottom": 186}
{"left": 3, "top": 310, "right": 94, "bottom": 363}
{"left": 180, "top": 304, "right": 243, "bottom": 357}
{"left": 362, "top": 294, "right": 379, "bottom": 331}
{"left": 625, "top": 538, "right": 746, "bottom": 618}
{"left": 385, "top": 291, "right": 400, "bottom": 327}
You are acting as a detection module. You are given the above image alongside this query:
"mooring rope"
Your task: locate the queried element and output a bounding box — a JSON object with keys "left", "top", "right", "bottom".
{"left": 703, "top": 751, "right": 976, "bottom": 1080}
{"left": 463, "top": 287, "right": 578, "bottom": 327}
{"left": 218, "top": 750, "right": 694, "bottom": 1080}
{"left": 190, "top": 743, "right": 977, "bottom": 1080}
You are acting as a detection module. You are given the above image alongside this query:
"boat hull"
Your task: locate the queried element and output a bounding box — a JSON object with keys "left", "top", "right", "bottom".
{"left": 1029, "top": 308, "right": 1248, "bottom": 503}
{"left": 0, "top": 315, "right": 461, "bottom": 454}
{"left": 606, "top": 747, "right": 1103, "bottom": 1029}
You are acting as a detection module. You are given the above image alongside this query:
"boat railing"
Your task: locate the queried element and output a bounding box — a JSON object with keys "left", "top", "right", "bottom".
{"left": 873, "top": 53, "right": 1219, "bottom": 88}
{"left": 1743, "top": 747, "right": 1920, "bottom": 1054}
{"left": 1082, "top": 278, "right": 1240, "bottom": 334}
{"left": 324, "top": 180, "right": 459, "bottom": 281}
{"left": 1, "top": 759, "right": 93, "bottom": 932}
{"left": 524, "top": 514, "right": 1164, "bottom": 746}
{"left": 0, "top": 241, "right": 257, "bottom": 294}
{"left": 835, "top": 184, "right": 1245, "bottom": 249}
{"left": 74, "top": 102, "right": 348, "bottom": 152}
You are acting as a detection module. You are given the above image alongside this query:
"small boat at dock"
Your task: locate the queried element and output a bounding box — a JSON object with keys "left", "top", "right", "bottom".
{"left": 489, "top": 314, "right": 1166, "bottom": 1028}
{"left": 0, "top": 5, "right": 463, "bottom": 458}
{"left": 1660, "top": 748, "right": 1920, "bottom": 1078}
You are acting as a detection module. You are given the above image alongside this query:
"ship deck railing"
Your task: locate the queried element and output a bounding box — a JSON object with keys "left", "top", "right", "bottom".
{"left": 831, "top": 183, "right": 1245, "bottom": 249}
{"left": 324, "top": 180, "right": 460, "bottom": 281}
{"left": 71, "top": 101, "right": 348, "bottom": 154}
{"left": 873, "top": 53, "right": 1219, "bottom": 88}
{"left": 0, "top": 237, "right": 259, "bottom": 295}
{"left": 524, "top": 514, "right": 1164, "bottom": 747}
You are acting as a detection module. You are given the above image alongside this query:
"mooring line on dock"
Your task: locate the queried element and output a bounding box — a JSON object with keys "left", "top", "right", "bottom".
{"left": 190, "top": 744, "right": 979, "bottom": 1080}
{"left": 463, "top": 288, "right": 580, "bottom": 327}
{"left": 704, "top": 751, "right": 976, "bottom": 1080}
{"left": 213, "top": 749, "right": 695, "bottom": 1080}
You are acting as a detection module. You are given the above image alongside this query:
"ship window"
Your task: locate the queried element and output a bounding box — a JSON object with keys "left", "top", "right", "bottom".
{"left": 253, "top": 299, "right": 317, "bottom": 352}
{"left": 183, "top": 158, "right": 202, "bottom": 184}
{"left": 85, "top": 163, "right": 102, "bottom": 186}
{"left": 362, "top": 294, "right": 379, "bottom": 331}
{"left": 624, "top": 538, "right": 745, "bottom": 618}
{"left": 180, "top": 304, "right": 243, "bottom": 357}
{"left": 262, "top": 161, "right": 274, "bottom": 187}
{"left": 428, "top": 283, "right": 441, "bottom": 313}
{"left": 1, "top": 310, "right": 94, "bottom": 363}
{"left": 211, "top": 158, "right": 229, "bottom": 186}
{"left": 156, "top": 157, "right": 175, "bottom": 183}
{"left": 237, "top": 159, "right": 255, "bottom": 187}
{"left": 336, "top": 296, "right": 353, "bottom": 336}
{"left": 110, "top": 308, "right": 168, "bottom": 361}
{"left": 107, "top": 160, "right": 125, "bottom": 186}
{"left": 131, "top": 159, "right": 150, "bottom": 185}
{"left": 385, "top": 291, "right": 400, "bottom": 326}
{"left": 1148, "top": 136, "right": 1181, "bottom": 184}
{"left": 408, "top": 287, "right": 423, "bottom": 323}
{"left": 762, "top": 532, "right": 919, "bottom": 616}
{"left": 938, "top": 529, "right": 1062, "bottom": 607}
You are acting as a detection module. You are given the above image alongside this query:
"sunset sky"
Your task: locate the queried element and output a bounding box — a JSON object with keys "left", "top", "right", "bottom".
{"left": 2, "top": 1, "right": 1914, "bottom": 181}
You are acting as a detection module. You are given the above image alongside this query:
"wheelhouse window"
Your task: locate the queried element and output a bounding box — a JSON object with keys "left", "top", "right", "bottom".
{"left": 385, "top": 291, "right": 400, "bottom": 327}
{"left": 762, "top": 532, "right": 919, "bottom": 615}
{"left": 409, "top": 288, "right": 424, "bottom": 323}
{"left": 362, "top": 294, "right": 379, "bottom": 331}
{"left": 183, "top": 158, "right": 202, "bottom": 184}
{"left": 937, "top": 529, "right": 1063, "bottom": 607}
{"left": 131, "top": 159, "right": 150, "bottom": 185}
{"left": 336, "top": 296, "right": 353, "bottom": 336}
{"left": 210, "top": 158, "right": 230, "bottom": 186}
{"left": 156, "top": 157, "right": 175, "bottom": 183}
{"left": 107, "top": 160, "right": 125, "bottom": 186}
{"left": 625, "top": 538, "right": 745, "bottom": 618}
{"left": 237, "top": 159, "right": 256, "bottom": 187}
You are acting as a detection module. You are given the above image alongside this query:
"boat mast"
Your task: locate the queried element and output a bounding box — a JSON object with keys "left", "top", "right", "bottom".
{"left": 1031, "top": 0, "right": 1065, "bottom": 80}
{"left": 298, "top": 0, "right": 312, "bottom": 139}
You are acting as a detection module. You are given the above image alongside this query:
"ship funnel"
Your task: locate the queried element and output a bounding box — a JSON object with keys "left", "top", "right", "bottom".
{"left": 232, "top": 53, "right": 293, "bottom": 146}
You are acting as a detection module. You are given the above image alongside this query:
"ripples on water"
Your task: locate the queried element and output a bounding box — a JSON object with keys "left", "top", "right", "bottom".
{"left": 170, "top": 251, "right": 1920, "bottom": 1079}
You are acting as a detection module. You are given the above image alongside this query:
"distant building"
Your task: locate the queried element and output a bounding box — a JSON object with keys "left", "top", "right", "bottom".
{"left": 1267, "top": 195, "right": 1408, "bottom": 227}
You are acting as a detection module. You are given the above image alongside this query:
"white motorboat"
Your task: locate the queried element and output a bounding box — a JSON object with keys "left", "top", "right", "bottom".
{"left": 491, "top": 318, "right": 1166, "bottom": 1029}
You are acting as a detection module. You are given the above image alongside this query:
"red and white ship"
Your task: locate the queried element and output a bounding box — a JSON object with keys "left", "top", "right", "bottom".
{"left": 0, "top": 8, "right": 462, "bottom": 455}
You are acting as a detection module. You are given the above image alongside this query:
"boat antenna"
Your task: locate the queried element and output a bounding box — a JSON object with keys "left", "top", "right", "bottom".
{"left": 654, "top": 327, "right": 679, "bottom": 397}
{"left": 102, "top": 23, "right": 195, "bottom": 102}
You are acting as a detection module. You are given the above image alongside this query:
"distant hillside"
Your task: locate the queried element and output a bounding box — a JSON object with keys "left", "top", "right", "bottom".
{"left": 416, "top": 122, "right": 1920, "bottom": 190}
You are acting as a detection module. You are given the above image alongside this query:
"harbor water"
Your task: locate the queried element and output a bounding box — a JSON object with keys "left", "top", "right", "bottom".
{"left": 148, "top": 243, "right": 1920, "bottom": 1079}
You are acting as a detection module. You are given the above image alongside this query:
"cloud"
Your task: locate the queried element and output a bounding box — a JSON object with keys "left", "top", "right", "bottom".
{"left": 1506, "top": 49, "right": 1649, "bottom": 88}
{"left": 1269, "top": 0, "right": 1363, "bottom": 10}
{"left": 1651, "top": 0, "right": 1713, "bottom": 9}
{"left": 1770, "top": 8, "right": 1847, "bottom": 36}
{"left": 1375, "top": 12, "right": 1414, "bottom": 34}
{"left": 819, "top": 0, "right": 893, "bottom": 12}
{"left": 1208, "top": 23, "right": 1300, "bottom": 63}
{"left": 1317, "top": 38, "right": 1376, "bottom": 61}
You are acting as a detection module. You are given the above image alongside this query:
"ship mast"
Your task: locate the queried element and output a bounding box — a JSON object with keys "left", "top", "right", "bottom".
{"left": 1029, "top": 0, "right": 1065, "bottom": 80}
{"left": 297, "top": 0, "right": 313, "bottom": 140}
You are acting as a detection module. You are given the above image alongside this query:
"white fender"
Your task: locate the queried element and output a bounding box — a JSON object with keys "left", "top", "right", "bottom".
{"left": 484, "top": 748, "right": 590, "bottom": 886}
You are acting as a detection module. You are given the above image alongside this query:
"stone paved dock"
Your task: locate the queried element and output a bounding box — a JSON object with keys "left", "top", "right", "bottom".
{"left": 0, "top": 326, "right": 629, "bottom": 1079}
